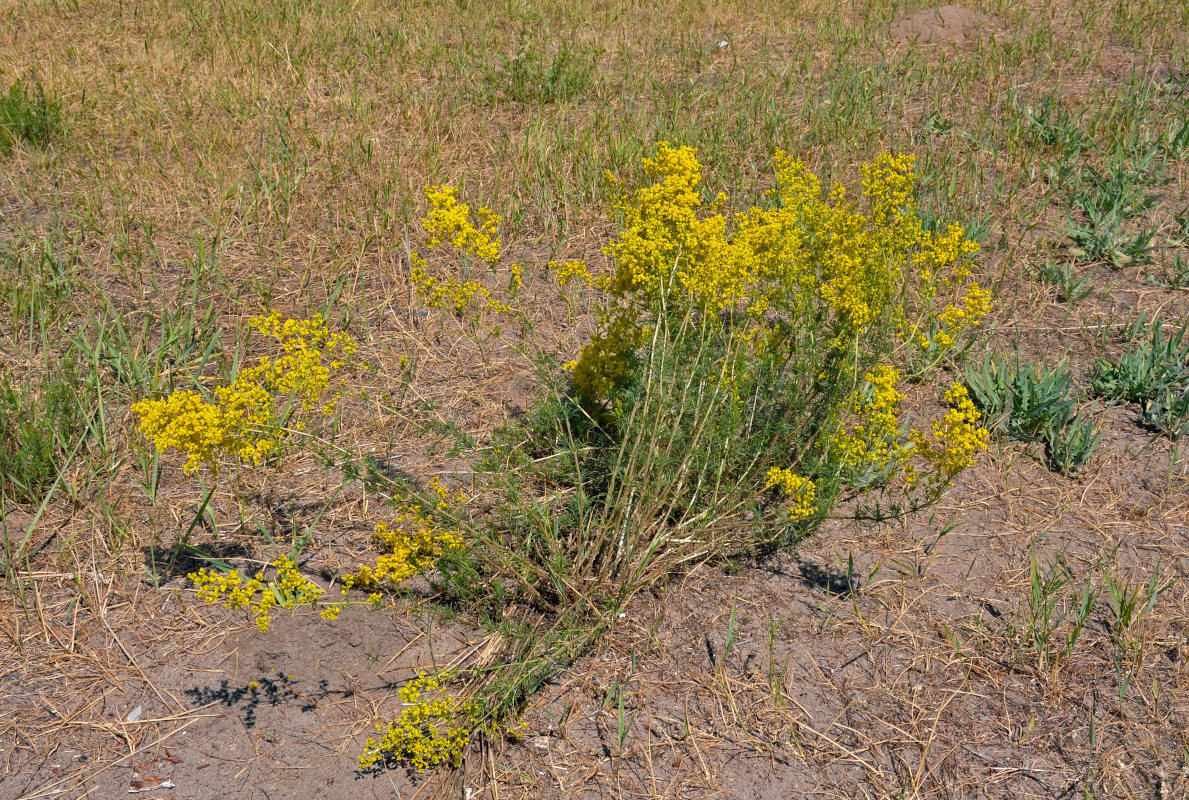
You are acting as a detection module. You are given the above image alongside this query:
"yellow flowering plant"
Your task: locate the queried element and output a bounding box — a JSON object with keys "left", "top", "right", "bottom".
{"left": 137, "top": 145, "right": 994, "bottom": 776}
{"left": 341, "top": 482, "right": 466, "bottom": 593}
{"left": 390, "top": 144, "right": 994, "bottom": 623}
{"left": 358, "top": 670, "right": 491, "bottom": 772}
{"left": 409, "top": 186, "right": 521, "bottom": 320}
{"left": 534, "top": 144, "right": 989, "bottom": 530}
{"left": 133, "top": 312, "right": 360, "bottom": 474}
{"left": 189, "top": 555, "right": 342, "bottom": 632}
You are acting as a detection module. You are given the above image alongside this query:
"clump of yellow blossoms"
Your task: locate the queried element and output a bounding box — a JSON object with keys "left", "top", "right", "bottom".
{"left": 189, "top": 556, "right": 341, "bottom": 632}
{"left": 833, "top": 365, "right": 911, "bottom": 488}
{"left": 242, "top": 312, "right": 359, "bottom": 412}
{"left": 359, "top": 670, "right": 485, "bottom": 771}
{"left": 827, "top": 369, "right": 990, "bottom": 504}
{"left": 410, "top": 186, "right": 520, "bottom": 317}
{"left": 343, "top": 481, "right": 466, "bottom": 592}
{"left": 561, "top": 143, "right": 988, "bottom": 406}
{"left": 540, "top": 143, "right": 991, "bottom": 504}
{"left": 908, "top": 384, "right": 990, "bottom": 492}
{"left": 764, "top": 467, "right": 818, "bottom": 521}
{"left": 423, "top": 186, "right": 501, "bottom": 267}
{"left": 133, "top": 313, "right": 358, "bottom": 472}
{"left": 133, "top": 386, "right": 273, "bottom": 474}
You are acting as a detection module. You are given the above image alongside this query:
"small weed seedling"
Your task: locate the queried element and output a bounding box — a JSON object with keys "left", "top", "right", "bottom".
{"left": 1066, "top": 207, "right": 1157, "bottom": 267}
{"left": 1044, "top": 408, "right": 1103, "bottom": 477}
{"left": 1174, "top": 208, "right": 1189, "bottom": 243}
{"left": 1144, "top": 385, "right": 1189, "bottom": 437}
{"left": 1163, "top": 116, "right": 1189, "bottom": 158}
{"left": 1103, "top": 561, "right": 1165, "bottom": 697}
{"left": 1016, "top": 544, "right": 1097, "bottom": 673}
{"left": 1148, "top": 251, "right": 1189, "bottom": 290}
{"left": 1037, "top": 260, "right": 1095, "bottom": 302}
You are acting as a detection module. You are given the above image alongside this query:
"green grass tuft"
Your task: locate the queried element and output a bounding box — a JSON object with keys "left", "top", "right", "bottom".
{"left": 0, "top": 77, "right": 61, "bottom": 154}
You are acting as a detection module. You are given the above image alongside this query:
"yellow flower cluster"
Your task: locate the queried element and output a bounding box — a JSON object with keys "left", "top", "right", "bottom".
{"left": 411, "top": 186, "right": 521, "bottom": 317}
{"left": 908, "top": 384, "right": 990, "bottom": 491}
{"left": 566, "top": 144, "right": 989, "bottom": 406}
{"left": 833, "top": 366, "right": 910, "bottom": 480}
{"left": 343, "top": 487, "right": 465, "bottom": 592}
{"left": 242, "top": 312, "right": 359, "bottom": 413}
{"left": 764, "top": 467, "right": 818, "bottom": 521}
{"left": 565, "top": 312, "right": 645, "bottom": 404}
{"left": 411, "top": 253, "right": 490, "bottom": 315}
{"left": 189, "top": 556, "right": 341, "bottom": 632}
{"left": 830, "top": 368, "right": 990, "bottom": 496}
{"left": 133, "top": 314, "right": 358, "bottom": 472}
{"left": 928, "top": 282, "right": 992, "bottom": 352}
{"left": 134, "top": 386, "right": 273, "bottom": 473}
{"left": 604, "top": 142, "right": 752, "bottom": 311}
{"left": 423, "top": 186, "right": 502, "bottom": 267}
{"left": 358, "top": 670, "right": 482, "bottom": 771}
{"left": 548, "top": 259, "right": 596, "bottom": 287}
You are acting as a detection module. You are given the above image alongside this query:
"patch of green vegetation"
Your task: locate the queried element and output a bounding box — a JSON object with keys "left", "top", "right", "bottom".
{"left": 1011, "top": 544, "right": 1098, "bottom": 672}
{"left": 1174, "top": 208, "right": 1189, "bottom": 242}
{"left": 1017, "top": 93, "right": 1090, "bottom": 155}
{"left": 1091, "top": 317, "right": 1189, "bottom": 404}
{"left": 1103, "top": 560, "right": 1166, "bottom": 697}
{"left": 0, "top": 77, "right": 61, "bottom": 153}
{"left": 485, "top": 41, "right": 601, "bottom": 104}
{"left": 1060, "top": 149, "right": 1164, "bottom": 267}
{"left": 965, "top": 357, "right": 1101, "bottom": 475}
{"left": 1161, "top": 116, "right": 1189, "bottom": 159}
{"left": 1148, "top": 252, "right": 1189, "bottom": 290}
{"left": 1066, "top": 210, "right": 1156, "bottom": 267}
{"left": 1044, "top": 408, "right": 1102, "bottom": 477}
{"left": 1091, "top": 316, "right": 1189, "bottom": 436}
{"left": 0, "top": 233, "right": 78, "bottom": 345}
{"left": 1036, "top": 260, "right": 1094, "bottom": 302}
{"left": 1066, "top": 149, "right": 1163, "bottom": 222}
{"left": 0, "top": 357, "right": 87, "bottom": 503}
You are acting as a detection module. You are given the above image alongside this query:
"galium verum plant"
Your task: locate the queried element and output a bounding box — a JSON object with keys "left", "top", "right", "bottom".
{"left": 134, "top": 143, "right": 993, "bottom": 774}
{"left": 353, "top": 144, "right": 993, "bottom": 771}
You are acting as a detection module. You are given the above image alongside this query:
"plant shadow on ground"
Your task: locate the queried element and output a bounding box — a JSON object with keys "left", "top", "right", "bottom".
{"left": 142, "top": 540, "right": 254, "bottom": 584}
{"left": 796, "top": 557, "right": 862, "bottom": 596}
{"left": 183, "top": 672, "right": 300, "bottom": 729}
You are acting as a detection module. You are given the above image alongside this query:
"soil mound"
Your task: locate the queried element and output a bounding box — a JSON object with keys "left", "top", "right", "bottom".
{"left": 891, "top": 5, "right": 1000, "bottom": 44}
